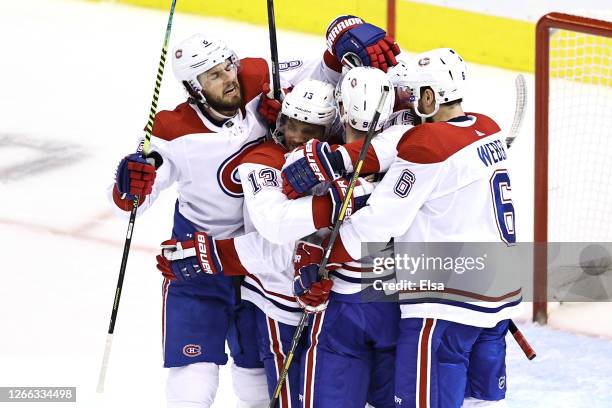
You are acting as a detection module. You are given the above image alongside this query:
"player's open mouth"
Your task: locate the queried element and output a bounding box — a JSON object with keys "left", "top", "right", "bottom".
{"left": 224, "top": 86, "right": 237, "bottom": 96}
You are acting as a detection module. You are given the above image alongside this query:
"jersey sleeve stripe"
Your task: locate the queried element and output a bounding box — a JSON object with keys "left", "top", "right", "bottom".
{"left": 214, "top": 238, "right": 250, "bottom": 276}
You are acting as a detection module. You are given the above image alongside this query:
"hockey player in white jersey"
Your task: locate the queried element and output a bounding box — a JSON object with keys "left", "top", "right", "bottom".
{"left": 308, "top": 49, "right": 520, "bottom": 408}
{"left": 158, "top": 77, "right": 378, "bottom": 407}
{"left": 111, "top": 21, "right": 400, "bottom": 407}
{"left": 222, "top": 79, "right": 343, "bottom": 408}
{"left": 156, "top": 65, "right": 416, "bottom": 407}
{"left": 274, "top": 67, "right": 409, "bottom": 408}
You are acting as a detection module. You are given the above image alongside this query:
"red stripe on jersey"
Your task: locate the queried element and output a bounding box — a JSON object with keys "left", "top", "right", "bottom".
{"left": 323, "top": 50, "right": 343, "bottom": 73}
{"left": 397, "top": 113, "right": 501, "bottom": 164}
{"left": 267, "top": 317, "right": 290, "bottom": 408}
{"left": 238, "top": 57, "right": 271, "bottom": 106}
{"left": 334, "top": 141, "right": 380, "bottom": 174}
{"left": 312, "top": 195, "right": 333, "bottom": 229}
{"left": 328, "top": 234, "right": 354, "bottom": 265}
{"left": 214, "top": 238, "right": 250, "bottom": 276}
{"left": 162, "top": 278, "right": 171, "bottom": 352}
{"left": 150, "top": 102, "right": 212, "bottom": 141}
{"left": 246, "top": 272, "right": 297, "bottom": 303}
{"left": 341, "top": 264, "right": 374, "bottom": 273}
{"left": 400, "top": 287, "right": 522, "bottom": 302}
{"left": 418, "top": 318, "right": 435, "bottom": 408}
{"left": 240, "top": 140, "right": 287, "bottom": 170}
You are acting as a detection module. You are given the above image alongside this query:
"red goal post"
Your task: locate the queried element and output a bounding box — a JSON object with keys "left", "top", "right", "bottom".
{"left": 534, "top": 13, "right": 612, "bottom": 323}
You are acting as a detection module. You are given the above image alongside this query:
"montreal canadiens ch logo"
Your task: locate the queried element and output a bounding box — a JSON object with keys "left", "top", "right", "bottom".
{"left": 183, "top": 344, "right": 202, "bottom": 357}
{"left": 217, "top": 137, "right": 265, "bottom": 198}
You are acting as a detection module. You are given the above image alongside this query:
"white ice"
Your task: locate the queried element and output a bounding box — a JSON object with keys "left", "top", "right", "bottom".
{"left": 0, "top": 1, "right": 611, "bottom": 407}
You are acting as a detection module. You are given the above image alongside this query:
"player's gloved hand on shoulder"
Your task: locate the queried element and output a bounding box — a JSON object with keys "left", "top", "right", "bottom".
{"left": 293, "top": 241, "right": 335, "bottom": 314}
{"left": 326, "top": 15, "right": 400, "bottom": 72}
{"left": 258, "top": 82, "right": 288, "bottom": 125}
{"left": 156, "top": 231, "right": 222, "bottom": 282}
{"left": 328, "top": 176, "right": 373, "bottom": 224}
{"left": 281, "top": 139, "right": 345, "bottom": 199}
{"left": 115, "top": 151, "right": 162, "bottom": 199}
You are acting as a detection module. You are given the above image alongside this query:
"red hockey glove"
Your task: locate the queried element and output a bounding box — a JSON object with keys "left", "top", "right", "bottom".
{"left": 293, "top": 241, "right": 335, "bottom": 314}
{"left": 258, "top": 82, "right": 290, "bottom": 125}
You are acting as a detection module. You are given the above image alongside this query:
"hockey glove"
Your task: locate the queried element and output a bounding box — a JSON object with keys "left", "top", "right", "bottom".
{"left": 156, "top": 231, "right": 223, "bottom": 283}
{"left": 115, "top": 152, "right": 161, "bottom": 198}
{"left": 281, "top": 139, "right": 345, "bottom": 198}
{"left": 329, "top": 176, "right": 373, "bottom": 225}
{"left": 293, "top": 241, "right": 335, "bottom": 314}
{"left": 326, "top": 15, "right": 400, "bottom": 72}
{"left": 258, "top": 82, "right": 288, "bottom": 125}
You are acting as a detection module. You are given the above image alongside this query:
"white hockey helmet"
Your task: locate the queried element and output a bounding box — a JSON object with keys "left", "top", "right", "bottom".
{"left": 402, "top": 48, "right": 467, "bottom": 118}
{"left": 336, "top": 67, "right": 395, "bottom": 132}
{"left": 386, "top": 57, "right": 412, "bottom": 88}
{"left": 172, "top": 33, "right": 239, "bottom": 102}
{"left": 282, "top": 79, "right": 337, "bottom": 129}
{"left": 274, "top": 79, "right": 337, "bottom": 146}
{"left": 386, "top": 56, "right": 415, "bottom": 109}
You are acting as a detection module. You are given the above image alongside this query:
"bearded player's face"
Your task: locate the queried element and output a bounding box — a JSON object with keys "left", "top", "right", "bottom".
{"left": 198, "top": 59, "right": 243, "bottom": 114}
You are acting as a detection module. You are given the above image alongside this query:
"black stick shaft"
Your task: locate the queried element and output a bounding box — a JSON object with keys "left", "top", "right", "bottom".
{"left": 267, "top": 88, "right": 390, "bottom": 407}
{"left": 107, "top": 0, "right": 177, "bottom": 335}
{"left": 98, "top": 0, "right": 178, "bottom": 393}
{"left": 268, "top": 313, "right": 308, "bottom": 407}
{"left": 266, "top": 0, "right": 282, "bottom": 101}
{"left": 318, "top": 86, "right": 390, "bottom": 279}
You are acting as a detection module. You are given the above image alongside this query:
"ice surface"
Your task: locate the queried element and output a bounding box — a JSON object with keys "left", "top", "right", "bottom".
{"left": 0, "top": 1, "right": 609, "bottom": 407}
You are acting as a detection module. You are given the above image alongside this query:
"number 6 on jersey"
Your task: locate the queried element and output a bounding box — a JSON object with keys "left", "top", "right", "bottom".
{"left": 490, "top": 169, "right": 516, "bottom": 244}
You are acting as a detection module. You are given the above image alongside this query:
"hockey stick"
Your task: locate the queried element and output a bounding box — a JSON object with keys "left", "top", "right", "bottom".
{"left": 500, "top": 74, "right": 537, "bottom": 360}
{"left": 318, "top": 86, "right": 390, "bottom": 279}
{"left": 266, "top": 0, "right": 282, "bottom": 101}
{"left": 509, "top": 320, "right": 536, "bottom": 360}
{"left": 505, "top": 74, "right": 527, "bottom": 148}
{"left": 96, "top": 0, "right": 177, "bottom": 393}
{"left": 268, "top": 87, "right": 391, "bottom": 407}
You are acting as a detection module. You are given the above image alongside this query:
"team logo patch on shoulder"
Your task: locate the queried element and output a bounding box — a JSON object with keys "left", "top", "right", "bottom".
{"left": 418, "top": 57, "right": 430, "bottom": 66}
{"left": 183, "top": 344, "right": 202, "bottom": 357}
{"left": 175, "top": 49, "right": 183, "bottom": 59}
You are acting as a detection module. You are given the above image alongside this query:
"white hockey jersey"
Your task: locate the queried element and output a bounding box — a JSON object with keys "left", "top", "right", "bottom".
{"left": 215, "top": 121, "right": 412, "bottom": 324}
{"left": 331, "top": 123, "right": 412, "bottom": 297}
{"left": 329, "top": 113, "right": 522, "bottom": 328}
{"left": 107, "top": 56, "right": 341, "bottom": 244}
{"left": 234, "top": 141, "right": 338, "bottom": 325}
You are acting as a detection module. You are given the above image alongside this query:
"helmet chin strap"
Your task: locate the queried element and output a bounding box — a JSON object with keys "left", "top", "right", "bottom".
{"left": 413, "top": 94, "right": 440, "bottom": 119}
{"left": 340, "top": 111, "right": 348, "bottom": 128}
{"left": 194, "top": 91, "right": 238, "bottom": 122}
{"left": 204, "top": 103, "right": 236, "bottom": 121}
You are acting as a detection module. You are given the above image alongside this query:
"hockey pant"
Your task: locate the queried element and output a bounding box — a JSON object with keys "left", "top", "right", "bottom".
{"left": 300, "top": 299, "right": 400, "bottom": 408}
{"left": 394, "top": 318, "right": 508, "bottom": 408}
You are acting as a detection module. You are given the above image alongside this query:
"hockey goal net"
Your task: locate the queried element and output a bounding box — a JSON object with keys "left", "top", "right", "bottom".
{"left": 534, "top": 12, "right": 612, "bottom": 323}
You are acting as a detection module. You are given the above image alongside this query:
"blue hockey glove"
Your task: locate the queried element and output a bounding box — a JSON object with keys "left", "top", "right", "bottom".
{"left": 281, "top": 139, "right": 345, "bottom": 198}
{"left": 156, "top": 231, "right": 223, "bottom": 282}
{"left": 326, "top": 15, "right": 401, "bottom": 72}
